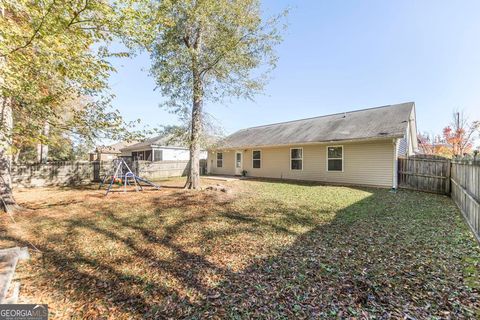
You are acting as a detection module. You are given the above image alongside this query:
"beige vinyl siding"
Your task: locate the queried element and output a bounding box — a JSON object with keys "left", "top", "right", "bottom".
{"left": 208, "top": 140, "right": 395, "bottom": 187}
{"left": 208, "top": 150, "right": 236, "bottom": 175}
{"left": 98, "top": 153, "right": 117, "bottom": 161}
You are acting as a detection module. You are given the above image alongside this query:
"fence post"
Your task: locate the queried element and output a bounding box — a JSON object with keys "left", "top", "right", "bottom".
{"left": 446, "top": 159, "right": 451, "bottom": 195}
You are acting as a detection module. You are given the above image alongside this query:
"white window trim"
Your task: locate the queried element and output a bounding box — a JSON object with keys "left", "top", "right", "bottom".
{"left": 252, "top": 150, "right": 262, "bottom": 169}
{"left": 216, "top": 152, "right": 223, "bottom": 168}
{"left": 290, "top": 147, "right": 303, "bottom": 171}
{"left": 153, "top": 149, "right": 163, "bottom": 162}
{"left": 326, "top": 145, "right": 344, "bottom": 172}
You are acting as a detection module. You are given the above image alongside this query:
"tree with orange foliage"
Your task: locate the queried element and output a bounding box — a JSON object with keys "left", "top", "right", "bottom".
{"left": 442, "top": 111, "right": 479, "bottom": 157}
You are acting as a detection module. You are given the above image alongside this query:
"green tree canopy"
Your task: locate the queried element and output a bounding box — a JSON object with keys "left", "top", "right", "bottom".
{"left": 0, "top": 0, "right": 142, "bottom": 145}
{"left": 131, "top": 0, "right": 287, "bottom": 188}
{"left": 0, "top": 0, "right": 144, "bottom": 211}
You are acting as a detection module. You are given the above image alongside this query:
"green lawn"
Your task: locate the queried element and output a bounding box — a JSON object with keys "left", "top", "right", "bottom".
{"left": 2, "top": 179, "right": 479, "bottom": 319}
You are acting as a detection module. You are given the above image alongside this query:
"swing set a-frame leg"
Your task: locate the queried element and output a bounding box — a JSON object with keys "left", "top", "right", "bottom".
{"left": 98, "top": 175, "right": 108, "bottom": 190}
{"left": 133, "top": 175, "right": 142, "bottom": 192}
{"left": 105, "top": 176, "right": 115, "bottom": 196}
{"left": 105, "top": 160, "right": 122, "bottom": 196}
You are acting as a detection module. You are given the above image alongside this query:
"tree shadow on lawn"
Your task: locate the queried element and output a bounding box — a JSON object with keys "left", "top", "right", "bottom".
{"left": 4, "top": 185, "right": 480, "bottom": 319}
{"left": 199, "top": 191, "right": 480, "bottom": 319}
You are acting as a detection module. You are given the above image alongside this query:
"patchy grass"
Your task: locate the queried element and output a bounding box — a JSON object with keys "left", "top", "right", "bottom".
{"left": 1, "top": 178, "right": 479, "bottom": 319}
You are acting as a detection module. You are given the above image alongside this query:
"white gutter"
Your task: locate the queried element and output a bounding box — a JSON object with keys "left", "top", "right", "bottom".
{"left": 209, "top": 135, "right": 404, "bottom": 151}
{"left": 121, "top": 145, "right": 195, "bottom": 152}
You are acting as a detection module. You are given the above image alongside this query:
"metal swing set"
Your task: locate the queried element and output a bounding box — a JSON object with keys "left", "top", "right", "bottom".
{"left": 99, "top": 158, "right": 160, "bottom": 196}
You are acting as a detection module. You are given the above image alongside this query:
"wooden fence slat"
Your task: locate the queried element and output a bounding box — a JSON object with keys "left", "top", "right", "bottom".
{"left": 445, "top": 160, "right": 451, "bottom": 194}
{"left": 398, "top": 153, "right": 478, "bottom": 254}
{"left": 450, "top": 159, "right": 480, "bottom": 243}
{"left": 398, "top": 156, "right": 450, "bottom": 194}
{"left": 11, "top": 159, "right": 207, "bottom": 187}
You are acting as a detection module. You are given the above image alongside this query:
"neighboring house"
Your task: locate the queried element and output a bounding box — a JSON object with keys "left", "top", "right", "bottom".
{"left": 120, "top": 135, "right": 207, "bottom": 161}
{"left": 208, "top": 102, "right": 418, "bottom": 189}
{"left": 90, "top": 141, "right": 137, "bottom": 161}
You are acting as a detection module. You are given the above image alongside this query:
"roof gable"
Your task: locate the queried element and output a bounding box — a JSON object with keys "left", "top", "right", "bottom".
{"left": 96, "top": 141, "right": 137, "bottom": 154}
{"left": 121, "top": 134, "right": 187, "bottom": 152}
{"left": 217, "top": 102, "right": 415, "bottom": 149}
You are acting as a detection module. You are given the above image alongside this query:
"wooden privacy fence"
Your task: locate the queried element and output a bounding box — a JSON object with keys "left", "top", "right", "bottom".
{"left": 398, "top": 156, "right": 480, "bottom": 243}
{"left": 398, "top": 157, "right": 451, "bottom": 194}
{"left": 12, "top": 161, "right": 94, "bottom": 187}
{"left": 13, "top": 159, "right": 207, "bottom": 187}
{"left": 450, "top": 159, "right": 480, "bottom": 243}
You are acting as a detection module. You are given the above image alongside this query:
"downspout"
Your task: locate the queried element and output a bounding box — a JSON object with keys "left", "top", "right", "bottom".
{"left": 392, "top": 138, "right": 399, "bottom": 192}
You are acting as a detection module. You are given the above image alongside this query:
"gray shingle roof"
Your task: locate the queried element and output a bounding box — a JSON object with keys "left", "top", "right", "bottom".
{"left": 120, "top": 134, "right": 187, "bottom": 151}
{"left": 96, "top": 141, "right": 138, "bottom": 154}
{"left": 216, "top": 102, "right": 415, "bottom": 149}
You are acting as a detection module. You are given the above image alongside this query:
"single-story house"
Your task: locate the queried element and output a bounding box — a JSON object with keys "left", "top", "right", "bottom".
{"left": 89, "top": 141, "right": 137, "bottom": 161}
{"left": 120, "top": 135, "right": 207, "bottom": 161}
{"left": 207, "top": 102, "right": 418, "bottom": 189}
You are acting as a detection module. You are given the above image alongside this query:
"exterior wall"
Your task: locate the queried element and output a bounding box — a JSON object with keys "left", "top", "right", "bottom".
{"left": 408, "top": 105, "right": 418, "bottom": 154}
{"left": 89, "top": 152, "right": 117, "bottom": 161}
{"left": 161, "top": 149, "right": 206, "bottom": 161}
{"left": 208, "top": 140, "right": 395, "bottom": 187}
{"left": 120, "top": 149, "right": 151, "bottom": 159}
{"left": 134, "top": 160, "right": 189, "bottom": 180}
{"left": 405, "top": 122, "right": 414, "bottom": 156}
{"left": 207, "top": 150, "right": 236, "bottom": 176}
{"left": 397, "top": 138, "right": 407, "bottom": 157}
{"left": 98, "top": 153, "right": 117, "bottom": 161}
{"left": 120, "top": 150, "right": 133, "bottom": 157}
{"left": 396, "top": 107, "right": 417, "bottom": 157}
{"left": 162, "top": 148, "right": 190, "bottom": 161}
{"left": 121, "top": 148, "right": 207, "bottom": 161}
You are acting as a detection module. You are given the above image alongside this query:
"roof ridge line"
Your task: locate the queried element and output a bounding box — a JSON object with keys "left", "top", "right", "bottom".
{"left": 237, "top": 102, "right": 414, "bottom": 132}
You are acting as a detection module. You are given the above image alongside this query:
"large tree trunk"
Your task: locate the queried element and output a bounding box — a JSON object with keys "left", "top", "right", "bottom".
{"left": 0, "top": 8, "right": 18, "bottom": 213}
{"left": 0, "top": 97, "right": 17, "bottom": 213}
{"left": 36, "top": 121, "right": 50, "bottom": 163}
{"left": 187, "top": 97, "right": 202, "bottom": 189}
{"left": 185, "top": 59, "right": 203, "bottom": 190}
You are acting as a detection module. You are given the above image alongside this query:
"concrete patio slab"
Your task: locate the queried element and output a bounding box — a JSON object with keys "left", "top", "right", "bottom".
{"left": 201, "top": 175, "right": 249, "bottom": 181}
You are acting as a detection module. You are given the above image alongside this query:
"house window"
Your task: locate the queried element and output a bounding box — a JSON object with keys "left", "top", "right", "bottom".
{"left": 154, "top": 150, "right": 163, "bottom": 162}
{"left": 216, "top": 152, "right": 223, "bottom": 168}
{"left": 132, "top": 152, "right": 138, "bottom": 160}
{"left": 327, "top": 146, "right": 343, "bottom": 171}
{"left": 145, "top": 150, "right": 153, "bottom": 161}
{"left": 290, "top": 148, "right": 303, "bottom": 170}
{"left": 252, "top": 150, "right": 261, "bottom": 168}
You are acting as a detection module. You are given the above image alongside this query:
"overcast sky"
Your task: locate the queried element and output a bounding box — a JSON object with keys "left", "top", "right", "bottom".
{"left": 107, "top": 0, "right": 480, "bottom": 142}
